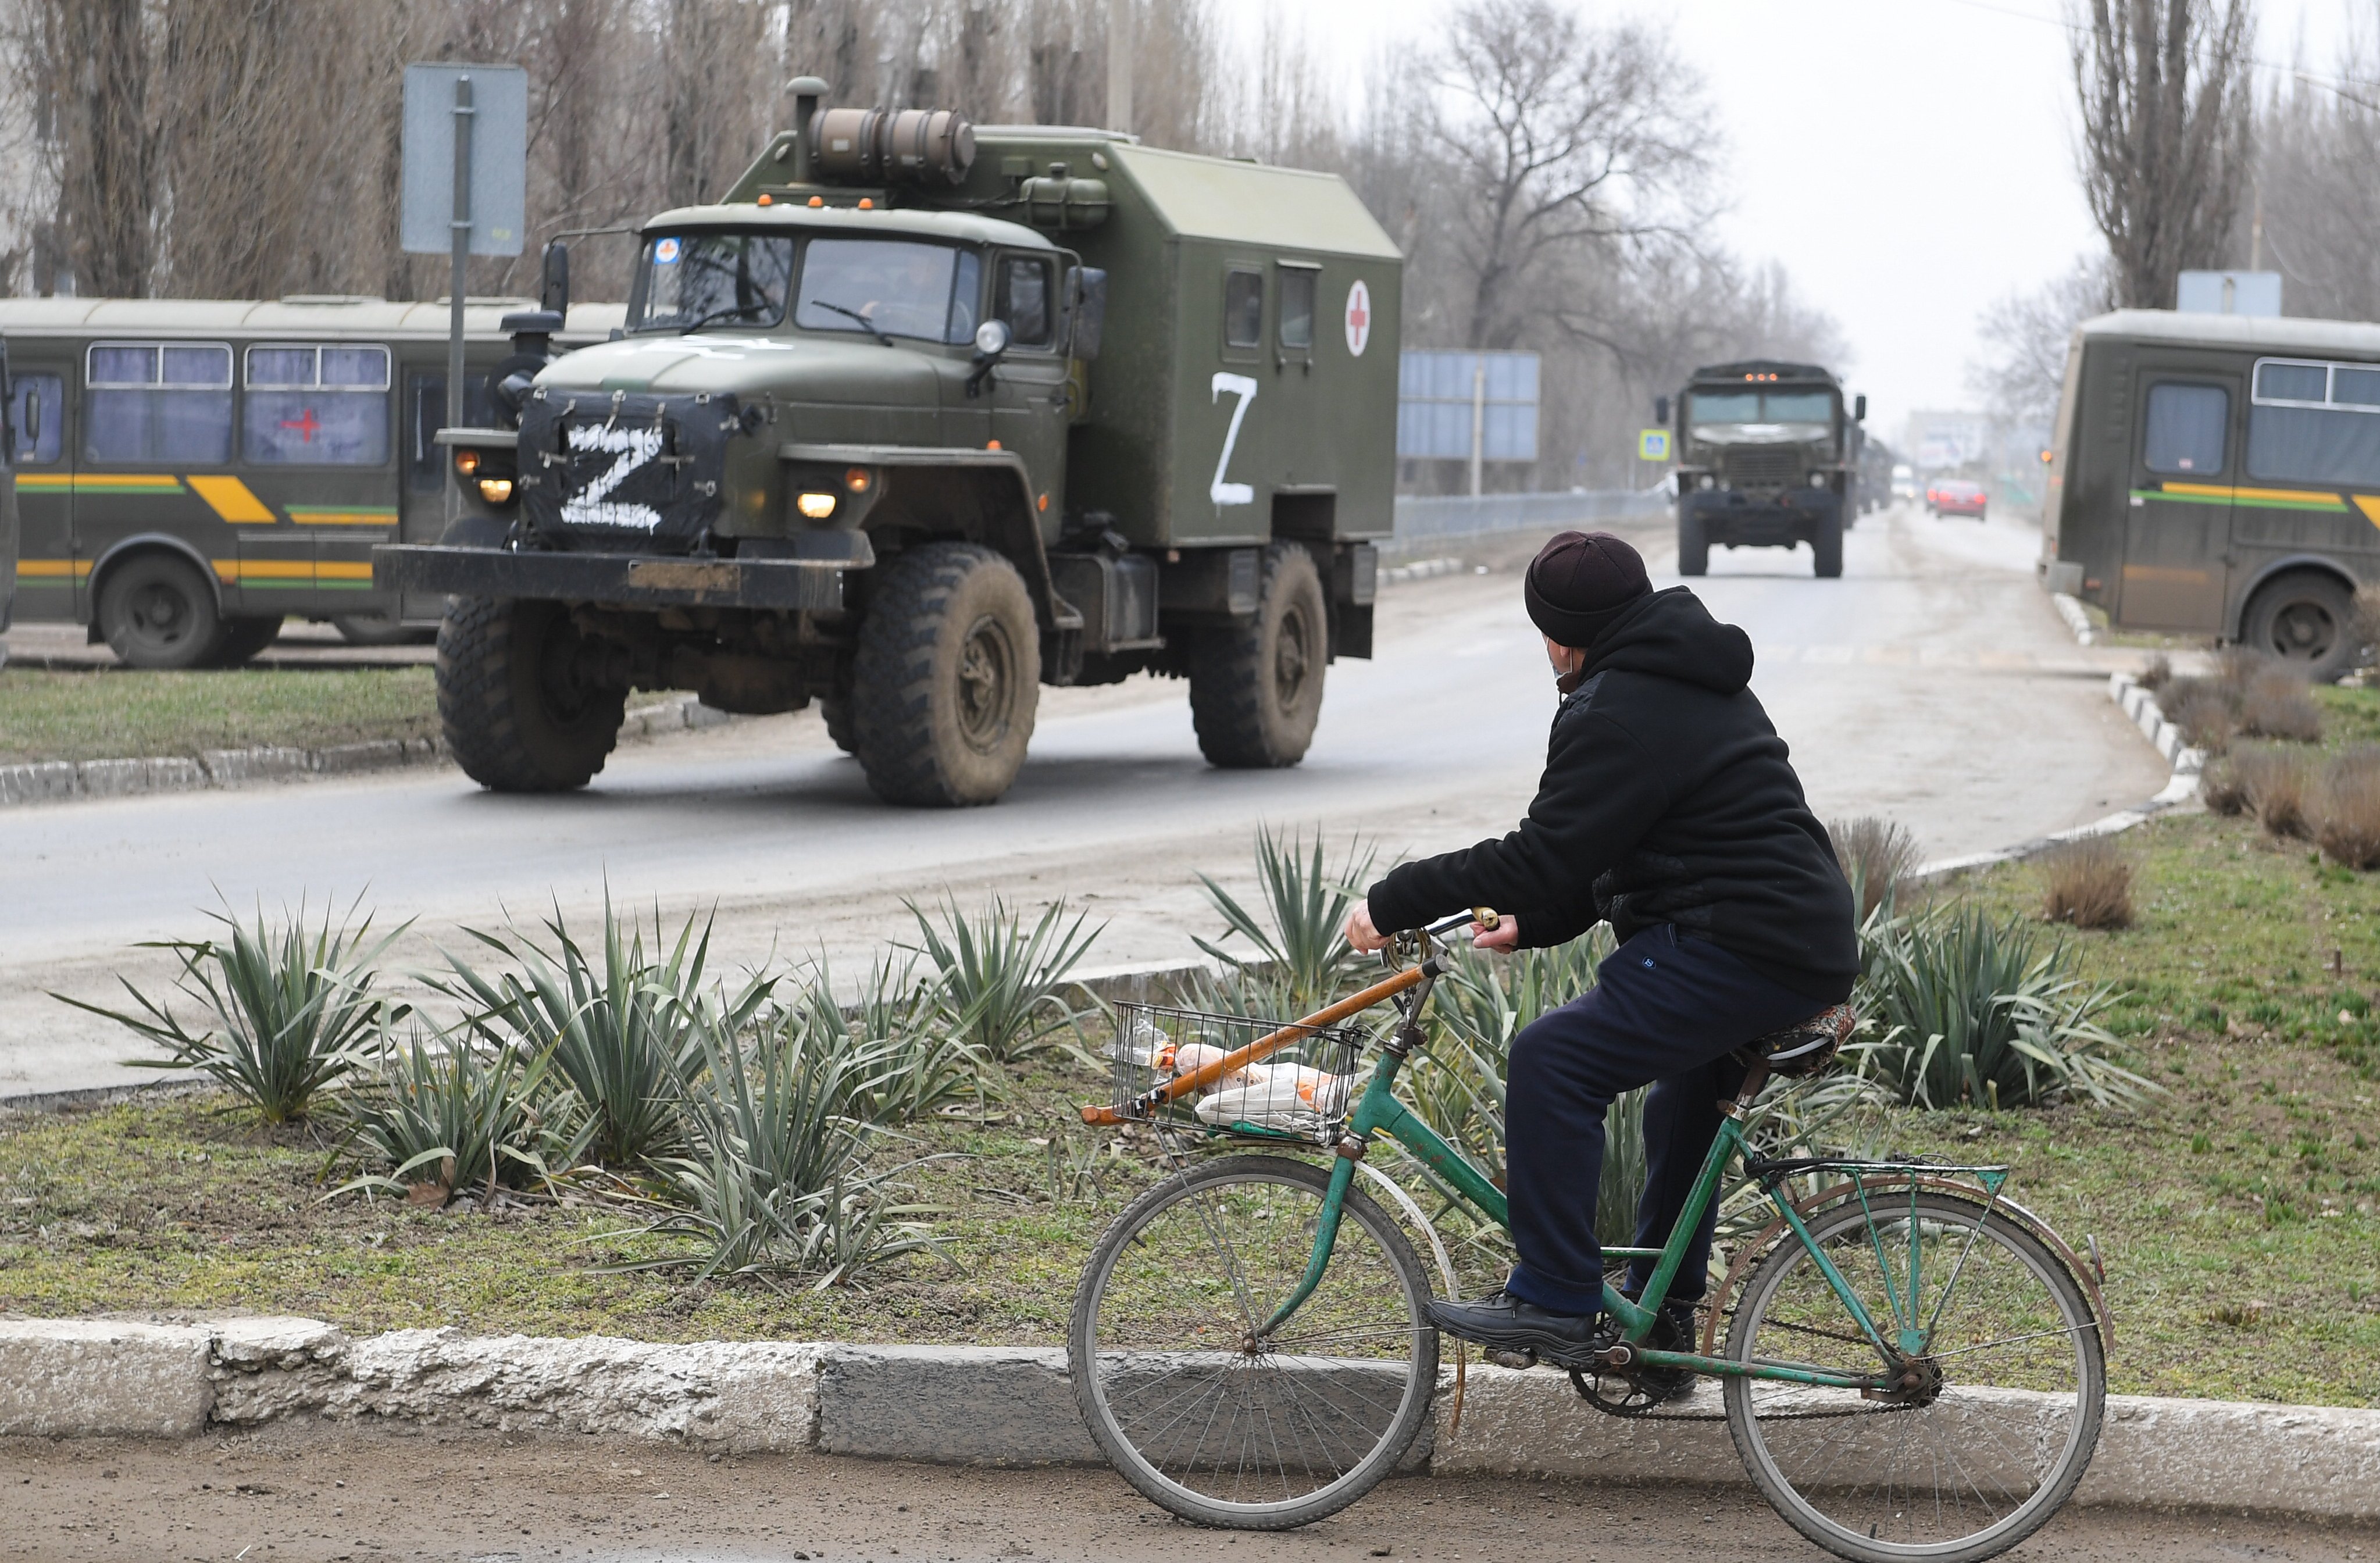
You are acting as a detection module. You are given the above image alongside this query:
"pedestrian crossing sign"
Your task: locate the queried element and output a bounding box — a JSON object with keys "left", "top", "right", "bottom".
{"left": 1639, "top": 429, "right": 1671, "bottom": 461}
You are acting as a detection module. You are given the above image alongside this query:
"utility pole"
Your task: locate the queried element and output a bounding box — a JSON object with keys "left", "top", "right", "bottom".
{"left": 1469, "top": 357, "right": 1486, "bottom": 499}
{"left": 1107, "top": 0, "right": 1134, "bottom": 134}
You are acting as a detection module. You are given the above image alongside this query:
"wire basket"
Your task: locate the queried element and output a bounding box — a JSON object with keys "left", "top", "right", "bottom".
{"left": 1105, "top": 1001, "right": 1370, "bottom": 1146}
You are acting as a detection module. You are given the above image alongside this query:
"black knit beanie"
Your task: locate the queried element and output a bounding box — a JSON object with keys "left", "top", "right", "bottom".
{"left": 1523, "top": 530, "right": 1652, "bottom": 648}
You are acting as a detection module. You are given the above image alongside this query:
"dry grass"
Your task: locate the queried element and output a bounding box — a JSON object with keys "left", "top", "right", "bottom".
{"left": 2240, "top": 663, "right": 2325, "bottom": 743}
{"left": 2139, "top": 652, "right": 2174, "bottom": 692}
{"left": 2314, "top": 747, "right": 2380, "bottom": 870}
{"left": 2040, "top": 836, "right": 2133, "bottom": 929}
{"left": 1831, "top": 815, "right": 1921, "bottom": 922}
{"left": 2200, "top": 752, "right": 2251, "bottom": 816}
{"left": 2154, "top": 650, "right": 2325, "bottom": 753}
{"left": 2231, "top": 744, "right": 2315, "bottom": 838}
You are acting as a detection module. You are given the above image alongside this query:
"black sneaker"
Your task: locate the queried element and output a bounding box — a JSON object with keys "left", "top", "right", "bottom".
{"left": 1423, "top": 1289, "right": 1619, "bottom": 1369}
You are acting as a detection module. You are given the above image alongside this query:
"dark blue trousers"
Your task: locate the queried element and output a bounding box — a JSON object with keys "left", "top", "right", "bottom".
{"left": 1500, "top": 925, "right": 1822, "bottom": 1317}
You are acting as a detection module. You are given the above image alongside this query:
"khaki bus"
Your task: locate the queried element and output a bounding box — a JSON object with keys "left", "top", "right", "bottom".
{"left": 2044, "top": 308, "right": 2380, "bottom": 681}
{"left": 1, "top": 297, "right": 622, "bottom": 667}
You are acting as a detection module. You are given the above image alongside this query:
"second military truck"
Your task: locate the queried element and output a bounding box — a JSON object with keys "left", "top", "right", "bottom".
{"left": 376, "top": 80, "right": 1401, "bottom": 807}
{"left": 1660, "top": 361, "right": 1865, "bottom": 578}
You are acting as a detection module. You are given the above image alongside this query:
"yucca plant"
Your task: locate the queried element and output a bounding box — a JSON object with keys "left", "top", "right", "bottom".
{"left": 1196, "top": 826, "right": 1380, "bottom": 1014}
{"left": 906, "top": 895, "right": 1101, "bottom": 1063}
{"left": 788, "top": 952, "right": 985, "bottom": 1123}
{"left": 58, "top": 898, "right": 405, "bottom": 1124}
{"left": 431, "top": 898, "right": 773, "bottom": 1171}
{"left": 324, "top": 1029, "right": 587, "bottom": 1205}
{"left": 627, "top": 1017, "right": 945, "bottom": 1287}
{"left": 1854, "top": 902, "right": 2153, "bottom": 1109}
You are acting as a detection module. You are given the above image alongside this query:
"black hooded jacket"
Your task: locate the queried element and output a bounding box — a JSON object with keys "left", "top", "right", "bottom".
{"left": 1366, "top": 586, "right": 1858, "bottom": 1003}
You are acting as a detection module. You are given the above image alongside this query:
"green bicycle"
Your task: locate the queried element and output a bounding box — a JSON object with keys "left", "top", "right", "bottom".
{"left": 1071, "top": 911, "right": 2108, "bottom": 1563}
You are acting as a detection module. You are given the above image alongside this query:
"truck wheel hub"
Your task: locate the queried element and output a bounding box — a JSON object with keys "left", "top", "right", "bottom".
{"left": 1274, "top": 605, "right": 1312, "bottom": 705}
{"left": 957, "top": 616, "right": 1015, "bottom": 750}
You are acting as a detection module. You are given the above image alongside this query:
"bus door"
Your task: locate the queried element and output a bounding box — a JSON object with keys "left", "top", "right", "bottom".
{"left": 9, "top": 347, "right": 72, "bottom": 620}
{"left": 233, "top": 341, "right": 403, "bottom": 616}
{"left": 2121, "top": 367, "right": 2240, "bottom": 631}
{"left": 398, "top": 362, "right": 494, "bottom": 622}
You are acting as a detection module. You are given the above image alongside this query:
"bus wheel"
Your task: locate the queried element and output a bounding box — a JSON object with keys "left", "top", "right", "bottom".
{"left": 850, "top": 543, "right": 1040, "bottom": 805}
{"left": 1187, "top": 542, "right": 1328, "bottom": 769}
{"left": 98, "top": 551, "right": 224, "bottom": 670}
{"left": 436, "top": 596, "right": 627, "bottom": 791}
{"left": 209, "top": 616, "right": 284, "bottom": 669}
{"left": 2242, "top": 570, "right": 2358, "bottom": 683}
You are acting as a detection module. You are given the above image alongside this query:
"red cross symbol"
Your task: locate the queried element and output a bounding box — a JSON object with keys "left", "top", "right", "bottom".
{"left": 279, "top": 408, "right": 322, "bottom": 442}
{"left": 1347, "top": 295, "right": 1368, "bottom": 334}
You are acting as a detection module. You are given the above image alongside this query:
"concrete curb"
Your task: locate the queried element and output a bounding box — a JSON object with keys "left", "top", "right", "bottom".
{"left": 4, "top": 1319, "right": 2372, "bottom": 1516}
{"left": 1379, "top": 555, "right": 1468, "bottom": 585}
{"left": 2052, "top": 590, "right": 2099, "bottom": 646}
{"left": 0, "top": 694, "right": 730, "bottom": 808}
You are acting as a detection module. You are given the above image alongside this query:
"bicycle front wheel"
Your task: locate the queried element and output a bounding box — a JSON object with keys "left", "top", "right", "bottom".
{"left": 1724, "top": 1189, "right": 2104, "bottom": 1563}
{"left": 1068, "top": 1153, "right": 1439, "bottom": 1530}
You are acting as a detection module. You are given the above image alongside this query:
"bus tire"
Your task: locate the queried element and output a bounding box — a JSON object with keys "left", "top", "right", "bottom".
{"left": 1678, "top": 511, "right": 1710, "bottom": 576}
{"left": 2242, "top": 569, "right": 2358, "bottom": 683}
{"left": 208, "top": 616, "right": 284, "bottom": 668}
{"left": 1812, "top": 513, "right": 1844, "bottom": 578}
{"left": 1187, "top": 542, "right": 1328, "bottom": 769}
{"left": 436, "top": 595, "right": 627, "bottom": 792}
{"left": 849, "top": 543, "right": 1039, "bottom": 806}
{"left": 97, "top": 551, "right": 225, "bottom": 670}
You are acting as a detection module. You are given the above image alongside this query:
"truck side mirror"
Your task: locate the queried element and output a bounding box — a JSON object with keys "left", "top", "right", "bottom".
{"left": 1068, "top": 266, "right": 1108, "bottom": 362}
{"left": 1854, "top": 394, "right": 1867, "bottom": 422}
{"left": 1654, "top": 395, "right": 1669, "bottom": 424}
{"left": 540, "top": 240, "right": 571, "bottom": 317}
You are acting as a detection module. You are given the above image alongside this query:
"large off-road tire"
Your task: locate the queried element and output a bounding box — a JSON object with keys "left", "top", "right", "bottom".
{"left": 2241, "top": 569, "right": 2358, "bottom": 683}
{"left": 1811, "top": 512, "right": 1844, "bottom": 579}
{"left": 819, "top": 694, "right": 857, "bottom": 755}
{"left": 1677, "top": 509, "right": 1710, "bottom": 576}
{"left": 849, "top": 543, "right": 1040, "bottom": 806}
{"left": 208, "top": 616, "right": 284, "bottom": 669}
{"left": 98, "top": 551, "right": 223, "bottom": 669}
{"left": 1186, "top": 542, "right": 1328, "bottom": 769}
{"left": 436, "top": 595, "right": 627, "bottom": 792}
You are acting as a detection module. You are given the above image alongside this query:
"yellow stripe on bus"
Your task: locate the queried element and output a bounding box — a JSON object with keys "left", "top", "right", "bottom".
{"left": 2354, "top": 495, "right": 2380, "bottom": 529}
{"left": 286, "top": 507, "right": 397, "bottom": 527}
{"left": 17, "top": 558, "right": 90, "bottom": 579}
{"left": 187, "top": 474, "right": 278, "bottom": 524}
{"left": 316, "top": 562, "right": 376, "bottom": 580}
{"left": 2232, "top": 484, "right": 2351, "bottom": 508}
{"left": 16, "top": 473, "right": 186, "bottom": 493}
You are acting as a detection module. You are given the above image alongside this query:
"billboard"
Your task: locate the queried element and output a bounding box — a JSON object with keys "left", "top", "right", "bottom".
{"left": 1398, "top": 350, "right": 1539, "bottom": 463}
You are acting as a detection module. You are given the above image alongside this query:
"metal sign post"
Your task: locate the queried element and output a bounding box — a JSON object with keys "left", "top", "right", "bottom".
{"left": 448, "top": 74, "right": 474, "bottom": 433}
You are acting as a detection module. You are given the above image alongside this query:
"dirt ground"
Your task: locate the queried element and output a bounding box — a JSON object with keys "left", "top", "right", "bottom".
{"left": 2, "top": 1425, "right": 2374, "bottom": 1563}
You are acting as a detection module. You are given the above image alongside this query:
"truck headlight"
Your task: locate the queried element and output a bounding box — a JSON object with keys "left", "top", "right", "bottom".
{"left": 796, "top": 492, "right": 838, "bottom": 519}
{"left": 477, "top": 477, "right": 515, "bottom": 504}
{"left": 1809, "top": 471, "right": 1828, "bottom": 488}
{"left": 1698, "top": 473, "right": 1715, "bottom": 490}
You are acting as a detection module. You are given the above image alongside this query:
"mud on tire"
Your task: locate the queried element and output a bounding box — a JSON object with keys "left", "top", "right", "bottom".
{"left": 1186, "top": 541, "right": 1328, "bottom": 769}
{"left": 849, "top": 543, "right": 1040, "bottom": 807}
{"left": 436, "top": 596, "right": 627, "bottom": 792}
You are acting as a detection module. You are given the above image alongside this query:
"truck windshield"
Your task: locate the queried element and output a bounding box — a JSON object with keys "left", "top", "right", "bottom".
{"left": 633, "top": 232, "right": 797, "bottom": 331}
{"left": 794, "top": 238, "right": 982, "bottom": 345}
{"left": 1688, "top": 390, "right": 1835, "bottom": 430}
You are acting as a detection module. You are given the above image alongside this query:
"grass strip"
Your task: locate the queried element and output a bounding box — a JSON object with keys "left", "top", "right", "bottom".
{"left": 0, "top": 666, "right": 438, "bottom": 766}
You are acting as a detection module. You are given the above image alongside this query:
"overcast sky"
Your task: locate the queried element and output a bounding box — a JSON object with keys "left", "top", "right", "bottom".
{"left": 1212, "top": 0, "right": 2355, "bottom": 438}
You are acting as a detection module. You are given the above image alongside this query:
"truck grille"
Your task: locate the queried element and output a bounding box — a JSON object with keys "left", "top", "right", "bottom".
{"left": 516, "top": 390, "right": 745, "bottom": 552}
{"left": 1720, "top": 448, "right": 1801, "bottom": 490}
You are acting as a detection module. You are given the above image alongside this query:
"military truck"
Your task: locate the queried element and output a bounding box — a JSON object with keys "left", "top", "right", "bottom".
{"left": 1657, "top": 361, "right": 1865, "bottom": 579}
{"left": 374, "top": 79, "right": 1401, "bottom": 807}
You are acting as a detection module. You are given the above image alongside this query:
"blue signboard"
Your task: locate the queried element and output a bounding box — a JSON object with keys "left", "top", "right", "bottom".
{"left": 1397, "top": 350, "right": 1539, "bottom": 462}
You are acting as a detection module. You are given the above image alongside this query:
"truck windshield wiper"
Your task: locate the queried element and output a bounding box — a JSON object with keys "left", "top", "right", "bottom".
{"left": 676, "top": 303, "right": 768, "bottom": 334}
{"left": 805, "top": 299, "right": 895, "bottom": 347}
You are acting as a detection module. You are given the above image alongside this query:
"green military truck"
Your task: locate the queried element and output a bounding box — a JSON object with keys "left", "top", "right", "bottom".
{"left": 1659, "top": 361, "right": 1865, "bottom": 579}
{"left": 375, "top": 80, "right": 1401, "bottom": 807}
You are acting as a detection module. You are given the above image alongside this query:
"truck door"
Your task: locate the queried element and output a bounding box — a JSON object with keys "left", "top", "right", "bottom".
{"left": 9, "top": 354, "right": 72, "bottom": 620}
{"left": 989, "top": 251, "right": 1070, "bottom": 536}
{"left": 2119, "top": 369, "right": 2239, "bottom": 631}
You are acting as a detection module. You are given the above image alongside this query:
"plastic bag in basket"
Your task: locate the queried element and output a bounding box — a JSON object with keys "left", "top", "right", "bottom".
{"left": 1193, "top": 1063, "right": 1351, "bottom": 1133}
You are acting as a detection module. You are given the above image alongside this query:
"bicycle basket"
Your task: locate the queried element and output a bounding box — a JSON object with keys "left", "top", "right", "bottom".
{"left": 1105, "top": 1001, "right": 1369, "bottom": 1146}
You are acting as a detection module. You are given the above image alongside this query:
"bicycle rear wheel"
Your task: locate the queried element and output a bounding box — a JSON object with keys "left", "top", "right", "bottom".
{"left": 1068, "top": 1153, "right": 1439, "bottom": 1530}
{"left": 1723, "top": 1190, "right": 2104, "bottom": 1563}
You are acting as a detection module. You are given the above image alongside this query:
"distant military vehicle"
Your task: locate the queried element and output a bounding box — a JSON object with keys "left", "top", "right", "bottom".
{"left": 377, "top": 78, "right": 1401, "bottom": 807}
{"left": 1657, "top": 361, "right": 1865, "bottom": 579}
{"left": 1856, "top": 431, "right": 1899, "bottom": 517}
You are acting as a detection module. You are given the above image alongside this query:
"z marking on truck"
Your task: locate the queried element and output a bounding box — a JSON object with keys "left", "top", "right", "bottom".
{"left": 562, "top": 422, "right": 666, "bottom": 531}
{"left": 1209, "top": 373, "right": 1257, "bottom": 506}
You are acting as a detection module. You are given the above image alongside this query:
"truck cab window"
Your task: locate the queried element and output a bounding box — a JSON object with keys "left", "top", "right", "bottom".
{"left": 1224, "top": 270, "right": 1264, "bottom": 349}
{"left": 2143, "top": 382, "right": 2228, "bottom": 476}
{"left": 1278, "top": 268, "right": 1315, "bottom": 350}
{"left": 797, "top": 238, "right": 973, "bottom": 343}
{"left": 634, "top": 231, "right": 797, "bottom": 332}
{"left": 12, "top": 374, "right": 60, "bottom": 464}
{"left": 994, "top": 256, "right": 1054, "bottom": 348}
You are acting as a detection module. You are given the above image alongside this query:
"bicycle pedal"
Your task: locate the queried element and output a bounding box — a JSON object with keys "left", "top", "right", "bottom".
{"left": 1487, "top": 1347, "right": 1539, "bottom": 1371}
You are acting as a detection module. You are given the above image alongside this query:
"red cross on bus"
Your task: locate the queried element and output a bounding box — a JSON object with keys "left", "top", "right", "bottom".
{"left": 279, "top": 408, "right": 322, "bottom": 442}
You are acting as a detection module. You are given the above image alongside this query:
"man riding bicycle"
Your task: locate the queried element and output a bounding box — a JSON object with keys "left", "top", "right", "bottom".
{"left": 1345, "top": 529, "right": 1858, "bottom": 1371}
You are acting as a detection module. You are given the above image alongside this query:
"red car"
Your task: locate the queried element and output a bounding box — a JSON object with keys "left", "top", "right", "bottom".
{"left": 1926, "top": 479, "right": 1988, "bottom": 519}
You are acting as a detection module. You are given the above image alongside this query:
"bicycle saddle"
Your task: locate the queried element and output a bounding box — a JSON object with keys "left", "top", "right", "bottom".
{"left": 1743, "top": 1002, "right": 1857, "bottom": 1076}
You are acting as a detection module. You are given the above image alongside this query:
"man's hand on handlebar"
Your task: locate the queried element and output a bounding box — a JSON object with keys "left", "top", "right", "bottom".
{"left": 1344, "top": 900, "right": 1519, "bottom": 954}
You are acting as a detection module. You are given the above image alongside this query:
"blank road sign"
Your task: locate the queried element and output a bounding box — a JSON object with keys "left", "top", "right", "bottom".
{"left": 1396, "top": 350, "right": 1540, "bottom": 462}
{"left": 400, "top": 62, "right": 528, "bottom": 257}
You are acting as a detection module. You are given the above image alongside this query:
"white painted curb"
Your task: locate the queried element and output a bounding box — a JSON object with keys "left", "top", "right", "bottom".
{"left": 2052, "top": 591, "right": 2098, "bottom": 646}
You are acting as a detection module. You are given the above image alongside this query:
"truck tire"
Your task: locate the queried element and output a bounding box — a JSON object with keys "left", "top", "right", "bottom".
{"left": 850, "top": 543, "right": 1040, "bottom": 806}
{"left": 1187, "top": 542, "right": 1328, "bottom": 769}
{"left": 436, "top": 596, "right": 627, "bottom": 792}
{"left": 1678, "top": 510, "right": 1710, "bottom": 576}
{"left": 1812, "top": 512, "right": 1843, "bottom": 579}
{"left": 819, "top": 693, "right": 857, "bottom": 755}
{"left": 208, "top": 616, "right": 284, "bottom": 668}
{"left": 98, "top": 551, "right": 223, "bottom": 670}
{"left": 2241, "top": 569, "right": 2358, "bottom": 683}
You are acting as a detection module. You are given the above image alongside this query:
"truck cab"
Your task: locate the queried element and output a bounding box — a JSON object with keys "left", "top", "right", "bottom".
{"left": 1664, "top": 361, "right": 1862, "bottom": 579}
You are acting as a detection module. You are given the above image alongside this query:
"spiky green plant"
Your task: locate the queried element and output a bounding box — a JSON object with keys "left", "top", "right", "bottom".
{"left": 906, "top": 895, "right": 1102, "bottom": 1063}
{"left": 324, "top": 1030, "right": 587, "bottom": 1204}
{"left": 788, "top": 951, "right": 985, "bottom": 1123}
{"left": 58, "top": 898, "right": 405, "bottom": 1123}
{"left": 431, "top": 898, "right": 773, "bottom": 1170}
{"left": 1196, "top": 825, "right": 1380, "bottom": 1014}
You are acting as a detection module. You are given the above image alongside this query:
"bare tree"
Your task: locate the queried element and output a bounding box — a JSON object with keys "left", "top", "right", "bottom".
{"left": 24, "top": 0, "right": 152, "bottom": 294}
{"left": 2070, "top": 0, "right": 2256, "bottom": 309}
{"left": 1429, "top": 0, "right": 1713, "bottom": 351}
{"left": 1968, "top": 256, "right": 2114, "bottom": 427}
{"left": 2249, "top": 41, "right": 2380, "bottom": 322}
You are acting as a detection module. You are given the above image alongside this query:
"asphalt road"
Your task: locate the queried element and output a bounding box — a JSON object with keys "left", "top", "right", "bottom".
{"left": 4, "top": 1424, "right": 2372, "bottom": 1562}
{"left": 0, "top": 505, "right": 2165, "bottom": 1098}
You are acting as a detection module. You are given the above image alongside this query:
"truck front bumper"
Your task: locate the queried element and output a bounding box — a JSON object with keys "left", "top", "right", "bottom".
{"left": 373, "top": 544, "right": 847, "bottom": 613}
{"left": 1686, "top": 490, "right": 1840, "bottom": 547}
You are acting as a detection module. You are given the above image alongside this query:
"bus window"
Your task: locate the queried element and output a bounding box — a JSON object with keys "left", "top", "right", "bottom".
{"left": 2247, "top": 356, "right": 2380, "bottom": 488}
{"left": 11, "top": 374, "right": 60, "bottom": 464}
{"left": 86, "top": 341, "right": 233, "bottom": 464}
{"left": 2143, "top": 383, "right": 2227, "bottom": 476}
{"left": 405, "top": 371, "right": 495, "bottom": 493}
{"left": 244, "top": 342, "right": 391, "bottom": 465}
